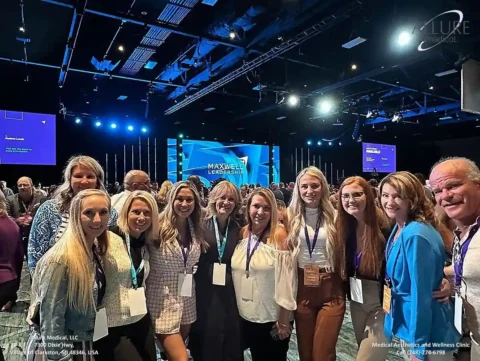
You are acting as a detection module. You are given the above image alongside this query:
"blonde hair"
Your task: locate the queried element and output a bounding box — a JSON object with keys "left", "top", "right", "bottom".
{"left": 54, "top": 155, "right": 107, "bottom": 212}
{"left": 379, "top": 171, "right": 436, "bottom": 226}
{"left": 205, "top": 181, "right": 242, "bottom": 221}
{"left": 241, "top": 188, "right": 281, "bottom": 247}
{"left": 156, "top": 181, "right": 204, "bottom": 248}
{"left": 287, "top": 166, "right": 336, "bottom": 269}
{"left": 118, "top": 191, "right": 160, "bottom": 245}
{"left": 45, "top": 189, "right": 110, "bottom": 314}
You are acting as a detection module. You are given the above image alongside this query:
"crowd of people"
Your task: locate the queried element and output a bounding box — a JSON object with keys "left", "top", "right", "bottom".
{"left": 0, "top": 154, "right": 479, "bottom": 361}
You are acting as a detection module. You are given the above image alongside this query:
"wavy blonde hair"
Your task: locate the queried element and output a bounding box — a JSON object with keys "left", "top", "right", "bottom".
{"left": 54, "top": 155, "right": 107, "bottom": 212}
{"left": 205, "top": 181, "right": 242, "bottom": 221}
{"left": 44, "top": 189, "right": 110, "bottom": 314}
{"left": 379, "top": 171, "right": 436, "bottom": 226}
{"left": 287, "top": 166, "right": 336, "bottom": 269}
{"left": 156, "top": 181, "right": 204, "bottom": 249}
{"left": 241, "top": 188, "right": 281, "bottom": 247}
{"left": 157, "top": 180, "right": 173, "bottom": 209}
{"left": 118, "top": 190, "right": 159, "bottom": 245}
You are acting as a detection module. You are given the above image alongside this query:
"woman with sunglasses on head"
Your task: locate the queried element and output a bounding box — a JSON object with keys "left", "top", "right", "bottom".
{"left": 93, "top": 191, "right": 159, "bottom": 361}
{"left": 28, "top": 155, "right": 118, "bottom": 274}
{"left": 231, "top": 188, "right": 296, "bottom": 361}
{"left": 380, "top": 172, "right": 459, "bottom": 361}
{"left": 287, "top": 166, "right": 343, "bottom": 361}
{"left": 146, "top": 181, "right": 205, "bottom": 361}
{"left": 190, "top": 181, "right": 244, "bottom": 361}
{"left": 26, "top": 189, "right": 111, "bottom": 361}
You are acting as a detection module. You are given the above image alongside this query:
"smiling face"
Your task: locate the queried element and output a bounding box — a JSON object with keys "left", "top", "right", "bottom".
{"left": 128, "top": 199, "right": 152, "bottom": 236}
{"left": 430, "top": 161, "right": 480, "bottom": 226}
{"left": 71, "top": 165, "right": 98, "bottom": 195}
{"left": 215, "top": 190, "right": 236, "bottom": 217}
{"left": 380, "top": 183, "right": 409, "bottom": 223}
{"left": 80, "top": 195, "right": 110, "bottom": 240}
{"left": 341, "top": 183, "right": 366, "bottom": 218}
{"left": 299, "top": 173, "right": 322, "bottom": 208}
{"left": 249, "top": 194, "right": 271, "bottom": 230}
{"left": 174, "top": 187, "right": 195, "bottom": 219}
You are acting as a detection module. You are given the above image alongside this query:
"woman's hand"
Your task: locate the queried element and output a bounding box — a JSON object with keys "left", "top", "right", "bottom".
{"left": 275, "top": 321, "right": 292, "bottom": 340}
{"left": 433, "top": 278, "right": 451, "bottom": 303}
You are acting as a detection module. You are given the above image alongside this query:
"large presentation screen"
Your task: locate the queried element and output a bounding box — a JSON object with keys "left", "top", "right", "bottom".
{"left": 167, "top": 139, "right": 278, "bottom": 187}
{"left": 362, "top": 142, "right": 396, "bottom": 173}
{"left": 0, "top": 109, "right": 56, "bottom": 165}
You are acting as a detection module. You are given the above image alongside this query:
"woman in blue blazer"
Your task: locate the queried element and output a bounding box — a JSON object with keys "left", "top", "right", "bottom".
{"left": 379, "top": 171, "right": 459, "bottom": 361}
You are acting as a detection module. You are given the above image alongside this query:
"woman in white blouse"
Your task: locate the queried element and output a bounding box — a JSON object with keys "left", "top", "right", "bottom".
{"left": 287, "top": 166, "right": 344, "bottom": 361}
{"left": 231, "top": 188, "right": 296, "bottom": 361}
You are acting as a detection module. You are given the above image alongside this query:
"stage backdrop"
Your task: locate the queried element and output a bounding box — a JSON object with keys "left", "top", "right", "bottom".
{"left": 167, "top": 138, "right": 280, "bottom": 187}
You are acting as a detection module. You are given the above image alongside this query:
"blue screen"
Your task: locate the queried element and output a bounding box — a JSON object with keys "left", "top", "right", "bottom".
{"left": 362, "top": 142, "right": 396, "bottom": 173}
{"left": 0, "top": 110, "right": 56, "bottom": 165}
{"left": 273, "top": 146, "right": 280, "bottom": 183}
{"left": 180, "top": 139, "right": 271, "bottom": 187}
{"left": 167, "top": 138, "right": 177, "bottom": 183}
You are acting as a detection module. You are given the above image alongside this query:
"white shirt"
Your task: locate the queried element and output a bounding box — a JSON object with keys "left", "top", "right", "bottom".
{"left": 231, "top": 237, "right": 296, "bottom": 323}
{"left": 111, "top": 190, "right": 131, "bottom": 213}
{"left": 297, "top": 207, "right": 328, "bottom": 268}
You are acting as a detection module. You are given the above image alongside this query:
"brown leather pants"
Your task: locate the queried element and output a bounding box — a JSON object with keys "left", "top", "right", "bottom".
{"left": 295, "top": 268, "right": 346, "bottom": 361}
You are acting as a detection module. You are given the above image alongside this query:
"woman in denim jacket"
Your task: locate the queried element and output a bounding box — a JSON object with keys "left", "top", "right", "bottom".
{"left": 27, "top": 189, "right": 111, "bottom": 361}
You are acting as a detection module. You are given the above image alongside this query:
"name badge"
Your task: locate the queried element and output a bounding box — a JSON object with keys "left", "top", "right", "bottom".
{"left": 93, "top": 308, "right": 108, "bottom": 342}
{"left": 213, "top": 263, "right": 226, "bottom": 286}
{"left": 382, "top": 285, "right": 391, "bottom": 314}
{"left": 454, "top": 292, "right": 463, "bottom": 334}
{"left": 178, "top": 273, "right": 193, "bottom": 297}
{"left": 349, "top": 277, "right": 363, "bottom": 304}
{"left": 303, "top": 264, "right": 319, "bottom": 287}
{"left": 128, "top": 287, "right": 148, "bottom": 317}
{"left": 241, "top": 275, "right": 254, "bottom": 301}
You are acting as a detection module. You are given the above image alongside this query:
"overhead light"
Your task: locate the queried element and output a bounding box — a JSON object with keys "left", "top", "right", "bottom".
{"left": 95, "top": 121, "right": 102, "bottom": 127}
{"left": 127, "top": 125, "right": 134, "bottom": 131}
{"left": 19, "top": 26, "right": 25, "bottom": 33}
{"left": 435, "top": 69, "right": 458, "bottom": 77}
{"left": 351, "top": 64, "right": 357, "bottom": 70}
{"left": 229, "top": 30, "right": 236, "bottom": 39}
{"left": 118, "top": 45, "right": 125, "bottom": 52}
{"left": 392, "top": 113, "right": 402, "bottom": 122}
{"left": 429, "top": 86, "right": 434, "bottom": 90}
{"left": 117, "top": 95, "right": 128, "bottom": 100}
{"left": 342, "top": 37, "right": 367, "bottom": 49}
{"left": 204, "top": 107, "right": 216, "bottom": 112}
{"left": 144, "top": 61, "right": 157, "bottom": 70}
{"left": 110, "top": 123, "right": 117, "bottom": 129}
{"left": 75, "top": 118, "right": 81, "bottom": 124}
{"left": 277, "top": 116, "right": 287, "bottom": 120}
{"left": 307, "top": 140, "right": 312, "bottom": 145}
{"left": 397, "top": 31, "right": 412, "bottom": 46}
{"left": 288, "top": 95, "right": 299, "bottom": 107}
{"left": 319, "top": 99, "right": 333, "bottom": 113}
{"left": 328, "top": 142, "right": 332, "bottom": 146}
{"left": 339, "top": 142, "right": 342, "bottom": 146}
{"left": 317, "top": 141, "right": 322, "bottom": 146}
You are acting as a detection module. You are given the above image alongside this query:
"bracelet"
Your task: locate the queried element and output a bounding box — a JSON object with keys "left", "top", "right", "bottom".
{"left": 278, "top": 321, "right": 289, "bottom": 328}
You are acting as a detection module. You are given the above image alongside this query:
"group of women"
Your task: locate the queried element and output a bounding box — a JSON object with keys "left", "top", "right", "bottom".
{"left": 24, "top": 154, "right": 460, "bottom": 361}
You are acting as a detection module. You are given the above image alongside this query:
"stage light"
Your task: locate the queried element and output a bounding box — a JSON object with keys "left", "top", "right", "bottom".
{"left": 178, "top": 133, "right": 184, "bottom": 138}
{"left": 127, "top": 125, "right": 134, "bottom": 131}
{"left": 141, "top": 127, "right": 147, "bottom": 133}
{"left": 229, "top": 30, "right": 236, "bottom": 39}
{"left": 339, "top": 142, "right": 342, "bottom": 146}
{"left": 397, "top": 31, "right": 412, "bottom": 46}
{"left": 317, "top": 141, "right": 322, "bottom": 146}
{"left": 110, "top": 123, "right": 117, "bottom": 129}
{"left": 351, "top": 64, "right": 357, "bottom": 70}
{"left": 288, "top": 95, "right": 299, "bottom": 107}
{"left": 95, "top": 121, "right": 101, "bottom": 127}
{"left": 307, "top": 140, "right": 312, "bottom": 146}
{"left": 19, "top": 26, "right": 25, "bottom": 33}
{"left": 75, "top": 118, "right": 81, "bottom": 124}
{"left": 328, "top": 142, "right": 332, "bottom": 146}
{"left": 319, "top": 99, "right": 333, "bottom": 113}
{"left": 118, "top": 45, "right": 124, "bottom": 52}
{"left": 429, "top": 86, "right": 434, "bottom": 90}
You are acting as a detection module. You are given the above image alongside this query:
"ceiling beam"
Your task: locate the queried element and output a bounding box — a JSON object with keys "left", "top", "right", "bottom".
{"left": 365, "top": 103, "right": 460, "bottom": 125}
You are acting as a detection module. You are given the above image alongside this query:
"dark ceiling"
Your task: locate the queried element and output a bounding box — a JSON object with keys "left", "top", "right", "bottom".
{"left": 1, "top": 0, "right": 479, "bottom": 147}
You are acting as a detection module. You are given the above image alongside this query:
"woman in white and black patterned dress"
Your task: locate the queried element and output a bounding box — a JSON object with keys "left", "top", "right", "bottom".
{"left": 146, "top": 181, "right": 205, "bottom": 361}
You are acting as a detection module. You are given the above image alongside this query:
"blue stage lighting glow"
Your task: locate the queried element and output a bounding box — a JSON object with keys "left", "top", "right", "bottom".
{"left": 75, "top": 118, "right": 81, "bottom": 124}
{"left": 307, "top": 140, "right": 312, "bottom": 146}
{"left": 95, "top": 121, "right": 102, "bottom": 127}
{"left": 141, "top": 127, "right": 147, "bottom": 133}
{"left": 317, "top": 141, "right": 322, "bottom": 146}
{"left": 110, "top": 123, "right": 117, "bottom": 129}
{"left": 127, "top": 125, "right": 134, "bottom": 131}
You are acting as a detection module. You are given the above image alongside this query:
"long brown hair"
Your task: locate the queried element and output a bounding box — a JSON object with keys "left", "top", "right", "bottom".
{"left": 333, "top": 176, "right": 385, "bottom": 280}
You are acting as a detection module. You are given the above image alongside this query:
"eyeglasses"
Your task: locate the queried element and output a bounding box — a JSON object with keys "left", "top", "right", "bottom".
{"left": 341, "top": 191, "right": 365, "bottom": 201}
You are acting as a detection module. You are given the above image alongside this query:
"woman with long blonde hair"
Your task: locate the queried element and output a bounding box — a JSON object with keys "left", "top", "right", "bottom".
{"left": 28, "top": 155, "right": 118, "bottom": 273}
{"left": 94, "top": 191, "right": 159, "bottom": 361}
{"left": 27, "top": 189, "right": 111, "bottom": 360}
{"left": 287, "top": 166, "right": 344, "bottom": 361}
{"left": 190, "top": 181, "right": 244, "bottom": 361}
{"left": 231, "top": 188, "right": 296, "bottom": 361}
{"left": 156, "top": 180, "right": 173, "bottom": 212}
{"left": 146, "top": 181, "right": 204, "bottom": 361}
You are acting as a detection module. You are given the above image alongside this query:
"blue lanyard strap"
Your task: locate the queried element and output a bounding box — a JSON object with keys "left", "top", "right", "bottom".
{"left": 124, "top": 234, "right": 145, "bottom": 289}
{"left": 213, "top": 215, "right": 230, "bottom": 263}
{"left": 245, "top": 232, "right": 261, "bottom": 278}
{"left": 303, "top": 212, "right": 321, "bottom": 258}
{"left": 453, "top": 224, "right": 479, "bottom": 286}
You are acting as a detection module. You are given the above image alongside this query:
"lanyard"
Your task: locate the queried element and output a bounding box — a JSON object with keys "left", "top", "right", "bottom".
{"left": 454, "top": 227, "right": 478, "bottom": 286}
{"left": 213, "top": 215, "right": 230, "bottom": 263}
{"left": 124, "top": 234, "right": 145, "bottom": 289}
{"left": 92, "top": 249, "right": 106, "bottom": 305}
{"left": 304, "top": 212, "right": 321, "bottom": 258}
{"left": 245, "top": 232, "right": 261, "bottom": 278}
{"left": 354, "top": 252, "right": 362, "bottom": 272}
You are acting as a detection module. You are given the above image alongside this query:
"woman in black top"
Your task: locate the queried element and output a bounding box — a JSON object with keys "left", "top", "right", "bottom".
{"left": 190, "top": 181, "right": 244, "bottom": 361}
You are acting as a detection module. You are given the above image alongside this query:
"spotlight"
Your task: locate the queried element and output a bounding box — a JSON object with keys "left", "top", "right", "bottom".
{"left": 141, "top": 127, "right": 147, "bottom": 133}
{"left": 429, "top": 86, "right": 434, "bottom": 90}
{"left": 127, "top": 125, "right": 134, "bottom": 131}
{"left": 329, "top": 142, "right": 332, "bottom": 146}
{"left": 178, "top": 133, "right": 184, "bottom": 138}
{"left": 339, "top": 142, "right": 342, "bottom": 146}
{"left": 397, "top": 31, "right": 412, "bottom": 46}
{"left": 317, "top": 141, "right": 322, "bottom": 146}
{"left": 351, "top": 64, "right": 357, "bottom": 70}
{"left": 75, "top": 118, "right": 81, "bottom": 124}
{"left": 118, "top": 45, "right": 125, "bottom": 52}
{"left": 110, "top": 123, "right": 117, "bottom": 129}
{"left": 95, "top": 121, "right": 102, "bottom": 127}
{"left": 229, "top": 30, "right": 236, "bottom": 39}
{"left": 19, "top": 26, "right": 25, "bottom": 33}
{"left": 392, "top": 113, "right": 402, "bottom": 122}
{"left": 288, "top": 95, "right": 299, "bottom": 107}
{"left": 307, "top": 140, "right": 312, "bottom": 146}
{"left": 319, "top": 99, "right": 333, "bottom": 113}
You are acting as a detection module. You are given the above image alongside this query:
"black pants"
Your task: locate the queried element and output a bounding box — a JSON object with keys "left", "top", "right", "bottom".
{"left": 242, "top": 319, "right": 292, "bottom": 361}
{"left": 93, "top": 314, "right": 156, "bottom": 361}
{"left": 0, "top": 279, "right": 18, "bottom": 361}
